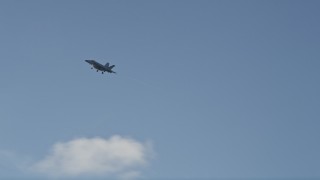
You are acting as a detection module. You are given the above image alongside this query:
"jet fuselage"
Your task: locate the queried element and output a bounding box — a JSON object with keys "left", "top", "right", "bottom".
{"left": 85, "top": 60, "right": 116, "bottom": 74}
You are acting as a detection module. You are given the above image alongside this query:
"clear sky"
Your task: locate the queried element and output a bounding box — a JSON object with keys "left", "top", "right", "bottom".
{"left": 0, "top": 0, "right": 319, "bottom": 179}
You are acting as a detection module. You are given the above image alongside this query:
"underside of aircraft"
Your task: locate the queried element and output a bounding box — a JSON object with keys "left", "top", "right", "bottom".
{"left": 85, "top": 60, "right": 116, "bottom": 74}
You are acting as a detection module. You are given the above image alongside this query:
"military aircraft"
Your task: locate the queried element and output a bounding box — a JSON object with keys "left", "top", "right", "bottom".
{"left": 85, "top": 60, "right": 116, "bottom": 74}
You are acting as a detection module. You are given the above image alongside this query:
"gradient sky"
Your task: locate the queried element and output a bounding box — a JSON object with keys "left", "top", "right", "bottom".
{"left": 0, "top": 0, "right": 319, "bottom": 179}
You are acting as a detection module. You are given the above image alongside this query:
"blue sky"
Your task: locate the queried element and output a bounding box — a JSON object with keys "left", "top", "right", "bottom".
{"left": 0, "top": 0, "right": 319, "bottom": 179}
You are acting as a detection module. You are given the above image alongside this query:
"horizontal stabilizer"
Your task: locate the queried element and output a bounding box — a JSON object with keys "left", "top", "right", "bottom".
{"left": 109, "top": 65, "right": 115, "bottom": 69}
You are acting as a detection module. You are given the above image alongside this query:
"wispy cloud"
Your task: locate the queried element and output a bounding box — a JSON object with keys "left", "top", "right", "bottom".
{"left": 30, "top": 135, "right": 153, "bottom": 178}
{"left": 0, "top": 150, "right": 32, "bottom": 177}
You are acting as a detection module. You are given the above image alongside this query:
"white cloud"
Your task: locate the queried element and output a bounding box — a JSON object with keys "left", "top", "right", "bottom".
{"left": 30, "top": 135, "right": 153, "bottom": 178}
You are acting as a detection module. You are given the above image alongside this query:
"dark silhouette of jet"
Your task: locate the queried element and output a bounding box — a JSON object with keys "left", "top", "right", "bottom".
{"left": 85, "top": 60, "right": 116, "bottom": 74}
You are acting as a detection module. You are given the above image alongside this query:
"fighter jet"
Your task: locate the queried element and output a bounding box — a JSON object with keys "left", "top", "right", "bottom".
{"left": 85, "top": 60, "right": 116, "bottom": 74}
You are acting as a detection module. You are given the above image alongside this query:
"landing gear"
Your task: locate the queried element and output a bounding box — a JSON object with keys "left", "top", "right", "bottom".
{"left": 96, "top": 70, "right": 98, "bottom": 72}
{"left": 91, "top": 67, "right": 93, "bottom": 69}
{"left": 102, "top": 72, "right": 104, "bottom": 74}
